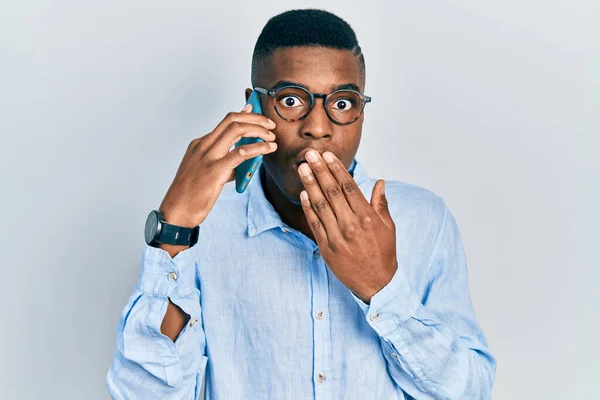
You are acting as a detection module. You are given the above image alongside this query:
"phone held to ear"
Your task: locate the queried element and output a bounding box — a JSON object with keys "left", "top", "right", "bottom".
{"left": 235, "top": 90, "right": 264, "bottom": 193}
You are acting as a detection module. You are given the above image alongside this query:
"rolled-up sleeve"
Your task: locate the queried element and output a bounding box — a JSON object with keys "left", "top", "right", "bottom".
{"left": 352, "top": 205, "right": 496, "bottom": 399}
{"left": 106, "top": 244, "right": 208, "bottom": 399}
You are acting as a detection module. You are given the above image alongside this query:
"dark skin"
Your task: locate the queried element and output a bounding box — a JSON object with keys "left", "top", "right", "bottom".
{"left": 160, "top": 46, "right": 397, "bottom": 341}
{"left": 247, "top": 47, "right": 398, "bottom": 303}
{"left": 246, "top": 47, "right": 363, "bottom": 241}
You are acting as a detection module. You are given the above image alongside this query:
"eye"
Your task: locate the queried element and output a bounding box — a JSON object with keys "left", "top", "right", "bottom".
{"left": 278, "top": 96, "right": 304, "bottom": 108}
{"left": 332, "top": 98, "right": 354, "bottom": 111}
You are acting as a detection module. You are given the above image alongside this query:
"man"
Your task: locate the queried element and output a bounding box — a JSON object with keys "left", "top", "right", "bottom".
{"left": 106, "top": 9, "right": 496, "bottom": 399}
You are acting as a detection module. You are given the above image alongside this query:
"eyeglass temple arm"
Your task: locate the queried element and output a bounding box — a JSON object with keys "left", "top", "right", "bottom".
{"left": 253, "top": 87, "right": 270, "bottom": 96}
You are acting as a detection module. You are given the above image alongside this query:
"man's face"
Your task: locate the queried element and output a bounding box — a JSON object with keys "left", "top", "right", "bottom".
{"left": 249, "top": 46, "right": 366, "bottom": 205}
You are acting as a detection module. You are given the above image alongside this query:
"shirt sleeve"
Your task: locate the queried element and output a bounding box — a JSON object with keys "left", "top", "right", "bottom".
{"left": 106, "top": 244, "right": 208, "bottom": 400}
{"left": 351, "top": 205, "right": 496, "bottom": 399}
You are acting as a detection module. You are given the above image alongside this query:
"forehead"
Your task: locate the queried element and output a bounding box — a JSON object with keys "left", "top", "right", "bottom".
{"left": 265, "top": 47, "right": 364, "bottom": 92}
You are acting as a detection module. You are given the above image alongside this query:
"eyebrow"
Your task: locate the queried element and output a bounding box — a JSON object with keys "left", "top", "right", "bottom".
{"left": 269, "top": 80, "right": 361, "bottom": 93}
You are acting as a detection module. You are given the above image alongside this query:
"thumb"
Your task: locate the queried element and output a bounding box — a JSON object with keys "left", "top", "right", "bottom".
{"left": 370, "top": 180, "right": 394, "bottom": 230}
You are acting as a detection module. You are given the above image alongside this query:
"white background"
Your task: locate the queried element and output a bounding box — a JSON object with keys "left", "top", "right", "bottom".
{"left": 1, "top": 1, "right": 598, "bottom": 399}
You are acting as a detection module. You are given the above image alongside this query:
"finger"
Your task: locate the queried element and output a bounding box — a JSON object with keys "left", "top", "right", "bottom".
{"left": 219, "top": 140, "right": 277, "bottom": 171}
{"left": 299, "top": 190, "right": 328, "bottom": 246}
{"left": 370, "top": 179, "right": 395, "bottom": 231}
{"left": 297, "top": 162, "right": 340, "bottom": 238}
{"left": 322, "top": 151, "right": 370, "bottom": 213}
{"left": 205, "top": 105, "right": 277, "bottom": 149}
{"left": 220, "top": 121, "right": 276, "bottom": 150}
{"left": 304, "top": 150, "right": 354, "bottom": 223}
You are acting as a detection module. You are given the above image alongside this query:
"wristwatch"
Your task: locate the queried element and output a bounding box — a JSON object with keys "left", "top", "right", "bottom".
{"left": 144, "top": 209, "right": 200, "bottom": 247}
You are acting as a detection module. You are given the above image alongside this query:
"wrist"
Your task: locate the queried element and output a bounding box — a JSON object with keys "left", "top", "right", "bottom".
{"left": 158, "top": 242, "right": 191, "bottom": 258}
{"left": 159, "top": 206, "right": 204, "bottom": 228}
{"left": 145, "top": 209, "right": 200, "bottom": 249}
{"left": 356, "top": 261, "right": 398, "bottom": 304}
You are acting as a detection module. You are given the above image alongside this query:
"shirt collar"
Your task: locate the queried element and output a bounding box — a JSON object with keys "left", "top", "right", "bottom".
{"left": 246, "top": 158, "right": 371, "bottom": 237}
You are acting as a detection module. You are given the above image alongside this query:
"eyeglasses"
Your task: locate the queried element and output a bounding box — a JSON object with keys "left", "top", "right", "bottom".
{"left": 253, "top": 85, "right": 372, "bottom": 126}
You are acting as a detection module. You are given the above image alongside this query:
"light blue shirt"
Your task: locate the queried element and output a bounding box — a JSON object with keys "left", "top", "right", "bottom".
{"left": 106, "top": 159, "right": 495, "bottom": 399}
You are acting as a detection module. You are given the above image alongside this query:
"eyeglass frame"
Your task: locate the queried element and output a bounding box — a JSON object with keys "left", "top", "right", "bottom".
{"left": 253, "top": 85, "right": 372, "bottom": 126}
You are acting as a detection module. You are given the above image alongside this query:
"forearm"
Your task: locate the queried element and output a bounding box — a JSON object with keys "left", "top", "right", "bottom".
{"left": 350, "top": 203, "right": 496, "bottom": 399}
{"left": 158, "top": 242, "right": 191, "bottom": 341}
{"left": 162, "top": 299, "right": 191, "bottom": 342}
{"left": 378, "top": 307, "right": 495, "bottom": 399}
{"left": 354, "top": 284, "right": 495, "bottom": 399}
{"left": 106, "top": 244, "right": 207, "bottom": 398}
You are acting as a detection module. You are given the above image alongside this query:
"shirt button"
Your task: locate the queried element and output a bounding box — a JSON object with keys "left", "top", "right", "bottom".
{"left": 281, "top": 228, "right": 289, "bottom": 233}
{"left": 189, "top": 318, "right": 198, "bottom": 327}
{"left": 317, "top": 373, "right": 326, "bottom": 382}
{"left": 167, "top": 272, "right": 178, "bottom": 281}
{"left": 315, "top": 310, "right": 325, "bottom": 319}
{"left": 391, "top": 352, "right": 398, "bottom": 360}
{"left": 369, "top": 312, "right": 380, "bottom": 322}
{"left": 313, "top": 249, "right": 320, "bottom": 258}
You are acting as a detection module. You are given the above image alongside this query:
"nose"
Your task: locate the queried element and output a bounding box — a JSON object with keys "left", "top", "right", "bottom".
{"left": 299, "top": 98, "right": 334, "bottom": 140}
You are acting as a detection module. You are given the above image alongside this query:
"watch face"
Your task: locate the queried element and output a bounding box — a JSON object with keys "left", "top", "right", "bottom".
{"left": 144, "top": 210, "right": 160, "bottom": 245}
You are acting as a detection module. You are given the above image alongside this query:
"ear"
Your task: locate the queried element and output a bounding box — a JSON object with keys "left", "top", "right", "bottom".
{"left": 245, "top": 88, "right": 253, "bottom": 102}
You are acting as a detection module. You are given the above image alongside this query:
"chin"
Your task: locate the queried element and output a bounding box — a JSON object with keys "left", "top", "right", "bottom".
{"left": 265, "top": 163, "right": 304, "bottom": 206}
{"left": 278, "top": 179, "right": 304, "bottom": 206}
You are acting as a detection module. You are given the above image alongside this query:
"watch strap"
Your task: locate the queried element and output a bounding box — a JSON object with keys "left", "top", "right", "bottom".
{"left": 158, "top": 223, "right": 199, "bottom": 246}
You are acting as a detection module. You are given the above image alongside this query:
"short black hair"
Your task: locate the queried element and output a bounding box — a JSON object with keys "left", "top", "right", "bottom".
{"left": 251, "top": 9, "right": 365, "bottom": 86}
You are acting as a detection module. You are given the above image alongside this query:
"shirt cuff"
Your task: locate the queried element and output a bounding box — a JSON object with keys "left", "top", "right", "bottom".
{"left": 137, "top": 244, "right": 198, "bottom": 297}
{"left": 350, "top": 265, "right": 420, "bottom": 337}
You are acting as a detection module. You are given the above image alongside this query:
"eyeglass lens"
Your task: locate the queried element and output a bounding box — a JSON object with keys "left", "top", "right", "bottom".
{"left": 274, "top": 87, "right": 363, "bottom": 124}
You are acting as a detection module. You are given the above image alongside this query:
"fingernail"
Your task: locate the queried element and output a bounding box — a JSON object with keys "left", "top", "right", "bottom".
{"left": 300, "top": 191, "right": 309, "bottom": 201}
{"left": 299, "top": 163, "right": 311, "bottom": 176}
{"left": 322, "top": 152, "right": 334, "bottom": 163}
{"left": 269, "top": 142, "right": 277, "bottom": 149}
{"left": 306, "top": 150, "right": 318, "bottom": 162}
{"left": 267, "top": 118, "right": 275, "bottom": 125}
{"left": 269, "top": 131, "right": 276, "bottom": 138}
{"left": 242, "top": 104, "right": 252, "bottom": 112}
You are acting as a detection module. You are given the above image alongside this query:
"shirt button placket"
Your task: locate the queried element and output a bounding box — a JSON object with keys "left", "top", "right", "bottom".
{"left": 311, "top": 247, "right": 330, "bottom": 395}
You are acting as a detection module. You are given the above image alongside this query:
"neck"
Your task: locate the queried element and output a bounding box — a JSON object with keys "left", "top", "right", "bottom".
{"left": 261, "top": 169, "right": 316, "bottom": 243}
